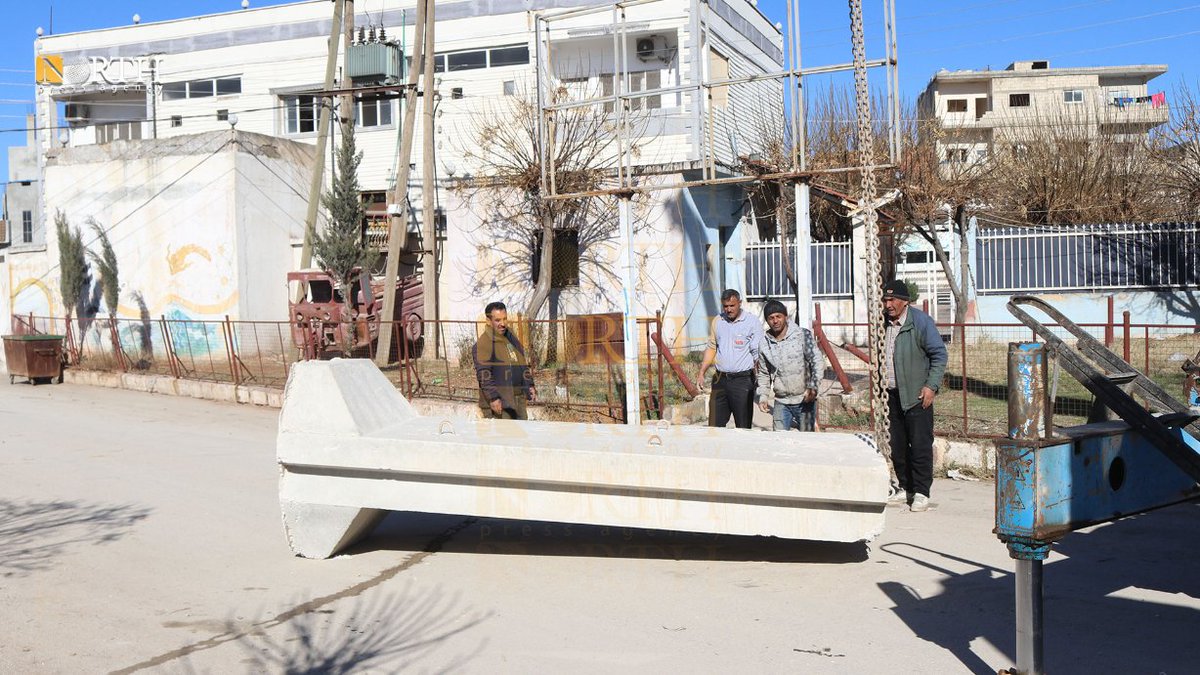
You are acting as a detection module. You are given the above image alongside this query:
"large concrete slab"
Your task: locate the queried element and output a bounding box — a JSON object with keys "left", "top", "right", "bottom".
{"left": 277, "top": 359, "right": 890, "bottom": 558}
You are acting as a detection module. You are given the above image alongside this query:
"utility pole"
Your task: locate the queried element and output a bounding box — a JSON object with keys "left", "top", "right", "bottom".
{"left": 375, "top": 0, "right": 427, "bottom": 367}
{"left": 341, "top": 0, "right": 355, "bottom": 126}
{"left": 788, "top": 0, "right": 812, "bottom": 329}
{"left": 296, "top": 0, "right": 345, "bottom": 293}
{"left": 420, "top": 3, "right": 438, "bottom": 358}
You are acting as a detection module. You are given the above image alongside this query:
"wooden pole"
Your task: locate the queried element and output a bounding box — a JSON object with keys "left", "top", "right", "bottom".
{"left": 375, "top": 0, "right": 427, "bottom": 366}
{"left": 420, "top": 2, "right": 438, "bottom": 358}
{"left": 341, "top": 0, "right": 355, "bottom": 125}
{"left": 295, "top": 0, "right": 345, "bottom": 296}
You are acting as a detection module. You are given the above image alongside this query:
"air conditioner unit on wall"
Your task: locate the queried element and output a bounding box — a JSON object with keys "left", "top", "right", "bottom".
{"left": 635, "top": 35, "right": 670, "bottom": 63}
{"left": 64, "top": 102, "right": 90, "bottom": 122}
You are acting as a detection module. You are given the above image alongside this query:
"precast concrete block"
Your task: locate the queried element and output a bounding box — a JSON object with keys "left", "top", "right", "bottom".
{"left": 278, "top": 359, "right": 890, "bottom": 559}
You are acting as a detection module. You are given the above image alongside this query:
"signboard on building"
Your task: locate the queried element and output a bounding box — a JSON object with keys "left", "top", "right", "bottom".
{"left": 35, "top": 54, "right": 158, "bottom": 90}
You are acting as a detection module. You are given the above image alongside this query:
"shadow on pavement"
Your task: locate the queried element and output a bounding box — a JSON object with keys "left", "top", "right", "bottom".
{"left": 879, "top": 501, "right": 1200, "bottom": 674}
{"left": 0, "top": 498, "right": 151, "bottom": 578}
{"left": 229, "top": 583, "right": 490, "bottom": 674}
{"left": 360, "top": 511, "right": 870, "bottom": 563}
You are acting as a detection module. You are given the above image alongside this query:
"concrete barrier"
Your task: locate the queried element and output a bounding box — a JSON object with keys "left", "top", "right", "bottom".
{"left": 277, "top": 359, "right": 891, "bottom": 559}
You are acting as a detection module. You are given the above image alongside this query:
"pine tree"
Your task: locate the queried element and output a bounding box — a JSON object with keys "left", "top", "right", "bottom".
{"left": 313, "top": 119, "right": 368, "bottom": 354}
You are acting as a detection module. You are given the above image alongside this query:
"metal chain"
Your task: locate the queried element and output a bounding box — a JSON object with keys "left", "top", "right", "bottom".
{"left": 848, "top": 0, "right": 892, "bottom": 464}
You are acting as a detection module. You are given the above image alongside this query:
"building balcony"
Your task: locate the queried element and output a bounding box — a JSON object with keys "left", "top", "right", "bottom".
{"left": 936, "top": 101, "right": 1169, "bottom": 134}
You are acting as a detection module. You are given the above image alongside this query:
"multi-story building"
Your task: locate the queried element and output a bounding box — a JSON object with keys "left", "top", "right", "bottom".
{"left": 918, "top": 59, "right": 1169, "bottom": 167}
{"left": 2, "top": 119, "right": 41, "bottom": 251}
{"left": 7, "top": 0, "right": 783, "bottom": 350}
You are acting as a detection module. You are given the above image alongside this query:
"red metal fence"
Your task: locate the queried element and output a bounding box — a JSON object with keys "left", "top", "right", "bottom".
{"left": 814, "top": 317, "right": 1200, "bottom": 438}
{"left": 9, "top": 312, "right": 680, "bottom": 424}
{"left": 10, "top": 311, "right": 1198, "bottom": 438}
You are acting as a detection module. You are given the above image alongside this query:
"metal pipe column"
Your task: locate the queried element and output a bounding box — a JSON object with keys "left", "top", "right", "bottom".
{"left": 794, "top": 182, "right": 812, "bottom": 328}
{"left": 1005, "top": 341, "right": 1052, "bottom": 675}
{"left": 619, "top": 194, "right": 641, "bottom": 425}
{"left": 1015, "top": 558, "right": 1045, "bottom": 675}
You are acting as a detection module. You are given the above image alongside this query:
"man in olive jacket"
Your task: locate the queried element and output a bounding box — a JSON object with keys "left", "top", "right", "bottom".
{"left": 882, "top": 280, "right": 948, "bottom": 512}
{"left": 473, "top": 301, "right": 537, "bottom": 420}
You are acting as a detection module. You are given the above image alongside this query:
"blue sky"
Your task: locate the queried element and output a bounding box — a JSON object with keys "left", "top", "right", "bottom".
{"left": 2, "top": 0, "right": 1198, "bottom": 181}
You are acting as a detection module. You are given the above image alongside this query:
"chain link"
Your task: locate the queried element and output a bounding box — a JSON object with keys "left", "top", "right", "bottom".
{"left": 848, "top": 0, "right": 892, "bottom": 466}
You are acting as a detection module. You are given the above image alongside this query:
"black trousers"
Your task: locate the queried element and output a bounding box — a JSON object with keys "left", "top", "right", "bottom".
{"left": 888, "top": 388, "right": 934, "bottom": 497}
{"left": 710, "top": 370, "right": 756, "bottom": 429}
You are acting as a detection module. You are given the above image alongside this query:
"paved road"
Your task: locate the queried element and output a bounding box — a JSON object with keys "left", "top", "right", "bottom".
{"left": 2, "top": 381, "right": 1198, "bottom": 673}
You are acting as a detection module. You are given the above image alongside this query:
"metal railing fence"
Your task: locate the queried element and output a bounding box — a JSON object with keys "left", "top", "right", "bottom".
{"left": 976, "top": 222, "right": 1200, "bottom": 294}
{"left": 814, "top": 318, "right": 1199, "bottom": 439}
{"left": 12, "top": 312, "right": 1198, "bottom": 439}
{"left": 745, "top": 241, "right": 853, "bottom": 300}
{"left": 10, "top": 312, "right": 678, "bottom": 423}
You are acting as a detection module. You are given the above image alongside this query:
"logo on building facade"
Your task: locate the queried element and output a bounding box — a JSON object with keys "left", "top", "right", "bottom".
{"left": 35, "top": 55, "right": 64, "bottom": 84}
{"left": 35, "top": 54, "right": 158, "bottom": 89}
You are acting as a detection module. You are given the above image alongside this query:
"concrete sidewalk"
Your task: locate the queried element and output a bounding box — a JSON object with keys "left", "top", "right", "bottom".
{"left": 1, "top": 381, "right": 1197, "bottom": 673}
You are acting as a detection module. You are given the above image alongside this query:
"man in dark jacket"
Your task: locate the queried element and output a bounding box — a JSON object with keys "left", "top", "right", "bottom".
{"left": 882, "top": 280, "right": 948, "bottom": 512}
{"left": 473, "top": 301, "right": 537, "bottom": 419}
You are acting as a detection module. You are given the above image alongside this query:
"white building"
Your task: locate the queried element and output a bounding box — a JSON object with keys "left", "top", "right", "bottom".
{"left": 3, "top": 120, "right": 41, "bottom": 250}
{"left": 8, "top": 0, "right": 784, "bottom": 355}
{"left": 918, "top": 59, "right": 1169, "bottom": 168}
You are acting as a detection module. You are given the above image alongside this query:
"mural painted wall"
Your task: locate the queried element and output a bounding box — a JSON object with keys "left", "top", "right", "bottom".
{"left": 1, "top": 130, "right": 311, "bottom": 365}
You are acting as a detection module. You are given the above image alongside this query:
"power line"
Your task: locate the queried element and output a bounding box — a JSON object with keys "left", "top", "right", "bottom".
{"left": 46, "top": 135, "right": 230, "bottom": 225}
{"left": 910, "top": 4, "right": 1200, "bottom": 56}
{"left": 1049, "top": 28, "right": 1200, "bottom": 58}
{"left": 803, "top": 0, "right": 1117, "bottom": 51}
{"left": 0, "top": 102, "right": 292, "bottom": 135}
{"left": 27, "top": 141, "right": 232, "bottom": 288}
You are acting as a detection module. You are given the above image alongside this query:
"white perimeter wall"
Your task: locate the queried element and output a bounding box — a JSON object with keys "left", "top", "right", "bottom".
{"left": 2, "top": 131, "right": 312, "bottom": 332}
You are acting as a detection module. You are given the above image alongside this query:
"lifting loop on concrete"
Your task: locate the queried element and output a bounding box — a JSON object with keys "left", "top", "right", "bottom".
{"left": 438, "top": 420, "right": 455, "bottom": 435}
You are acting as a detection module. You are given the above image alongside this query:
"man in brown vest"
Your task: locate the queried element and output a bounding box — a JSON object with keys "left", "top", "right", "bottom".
{"left": 473, "top": 301, "right": 537, "bottom": 419}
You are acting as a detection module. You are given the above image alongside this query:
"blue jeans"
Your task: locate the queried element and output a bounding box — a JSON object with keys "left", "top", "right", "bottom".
{"left": 772, "top": 400, "right": 815, "bottom": 431}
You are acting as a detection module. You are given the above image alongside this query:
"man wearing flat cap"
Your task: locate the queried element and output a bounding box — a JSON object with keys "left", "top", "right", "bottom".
{"left": 756, "top": 299, "right": 822, "bottom": 431}
{"left": 881, "top": 280, "right": 947, "bottom": 512}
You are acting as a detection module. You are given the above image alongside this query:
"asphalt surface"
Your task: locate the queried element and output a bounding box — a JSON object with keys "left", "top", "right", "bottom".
{"left": 1, "top": 381, "right": 1198, "bottom": 673}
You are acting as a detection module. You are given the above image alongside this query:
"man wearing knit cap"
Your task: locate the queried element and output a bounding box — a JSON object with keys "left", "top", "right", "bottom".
{"left": 882, "top": 280, "right": 947, "bottom": 512}
{"left": 756, "top": 299, "right": 822, "bottom": 431}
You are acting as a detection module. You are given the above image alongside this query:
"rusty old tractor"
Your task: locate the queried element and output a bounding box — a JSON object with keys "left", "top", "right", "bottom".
{"left": 287, "top": 269, "right": 423, "bottom": 360}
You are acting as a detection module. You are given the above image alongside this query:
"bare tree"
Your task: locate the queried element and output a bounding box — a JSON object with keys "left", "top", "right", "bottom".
{"left": 749, "top": 82, "right": 1193, "bottom": 326}
{"left": 1152, "top": 82, "right": 1200, "bottom": 220}
{"left": 455, "top": 83, "right": 646, "bottom": 361}
{"left": 985, "top": 107, "right": 1171, "bottom": 226}
{"left": 890, "top": 110, "right": 995, "bottom": 324}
